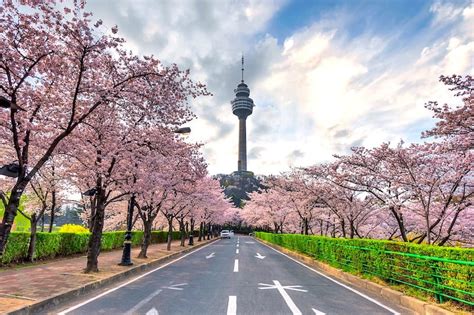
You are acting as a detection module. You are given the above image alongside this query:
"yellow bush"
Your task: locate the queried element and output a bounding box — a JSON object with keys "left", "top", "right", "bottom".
{"left": 58, "top": 224, "right": 89, "bottom": 233}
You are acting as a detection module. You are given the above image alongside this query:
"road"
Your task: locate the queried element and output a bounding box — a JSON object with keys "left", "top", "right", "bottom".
{"left": 55, "top": 236, "right": 410, "bottom": 315}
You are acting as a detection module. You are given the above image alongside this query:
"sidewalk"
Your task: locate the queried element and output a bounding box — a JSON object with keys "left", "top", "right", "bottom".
{"left": 0, "top": 239, "right": 213, "bottom": 314}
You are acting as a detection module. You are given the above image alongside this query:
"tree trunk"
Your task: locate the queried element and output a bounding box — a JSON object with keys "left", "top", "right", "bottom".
{"left": 198, "top": 221, "right": 203, "bottom": 241}
{"left": 425, "top": 215, "right": 431, "bottom": 245}
{"left": 85, "top": 195, "right": 105, "bottom": 273}
{"left": 390, "top": 206, "right": 408, "bottom": 242}
{"left": 340, "top": 218, "right": 346, "bottom": 238}
{"left": 349, "top": 220, "right": 355, "bottom": 239}
{"left": 304, "top": 218, "right": 309, "bottom": 235}
{"left": 167, "top": 217, "right": 173, "bottom": 251}
{"left": 207, "top": 222, "right": 211, "bottom": 240}
{"left": 0, "top": 184, "right": 25, "bottom": 256}
{"left": 138, "top": 220, "right": 152, "bottom": 258}
{"left": 27, "top": 214, "right": 38, "bottom": 262}
{"left": 48, "top": 190, "right": 56, "bottom": 233}
{"left": 179, "top": 219, "right": 186, "bottom": 247}
{"left": 438, "top": 209, "right": 462, "bottom": 246}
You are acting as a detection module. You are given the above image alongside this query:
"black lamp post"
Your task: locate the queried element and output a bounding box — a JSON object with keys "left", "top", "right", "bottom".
{"left": 188, "top": 222, "right": 194, "bottom": 246}
{"left": 119, "top": 194, "right": 135, "bottom": 266}
{"left": 118, "top": 126, "right": 191, "bottom": 267}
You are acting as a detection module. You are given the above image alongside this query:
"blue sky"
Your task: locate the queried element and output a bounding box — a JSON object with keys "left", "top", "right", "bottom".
{"left": 86, "top": 0, "right": 473, "bottom": 174}
{"left": 269, "top": 0, "right": 432, "bottom": 41}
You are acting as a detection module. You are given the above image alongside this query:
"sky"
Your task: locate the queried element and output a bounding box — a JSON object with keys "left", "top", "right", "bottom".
{"left": 85, "top": 0, "right": 473, "bottom": 175}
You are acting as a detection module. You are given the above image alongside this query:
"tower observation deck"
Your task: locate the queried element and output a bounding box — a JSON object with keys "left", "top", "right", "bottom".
{"left": 231, "top": 56, "right": 254, "bottom": 172}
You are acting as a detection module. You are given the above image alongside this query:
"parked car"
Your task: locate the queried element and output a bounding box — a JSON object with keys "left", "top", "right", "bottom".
{"left": 220, "top": 230, "right": 231, "bottom": 239}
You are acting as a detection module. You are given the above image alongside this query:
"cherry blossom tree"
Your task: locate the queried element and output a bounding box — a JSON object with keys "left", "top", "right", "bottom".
{"left": 422, "top": 75, "right": 473, "bottom": 151}
{"left": 0, "top": 1, "right": 208, "bottom": 259}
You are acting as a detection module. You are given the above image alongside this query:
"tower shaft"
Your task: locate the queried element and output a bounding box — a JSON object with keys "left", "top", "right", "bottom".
{"left": 238, "top": 117, "right": 247, "bottom": 172}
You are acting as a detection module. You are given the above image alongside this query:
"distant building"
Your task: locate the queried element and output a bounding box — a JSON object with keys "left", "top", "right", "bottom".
{"left": 218, "top": 58, "right": 262, "bottom": 207}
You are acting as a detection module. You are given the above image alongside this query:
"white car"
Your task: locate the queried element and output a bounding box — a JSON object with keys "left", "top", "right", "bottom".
{"left": 220, "top": 230, "right": 231, "bottom": 239}
{"left": 229, "top": 230, "right": 234, "bottom": 237}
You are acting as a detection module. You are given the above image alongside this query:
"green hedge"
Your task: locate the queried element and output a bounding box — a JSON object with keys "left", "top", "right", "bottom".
{"left": 2, "top": 230, "right": 182, "bottom": 265}
{"left": 256, "top": 232, "right": 474, "bottom": 307}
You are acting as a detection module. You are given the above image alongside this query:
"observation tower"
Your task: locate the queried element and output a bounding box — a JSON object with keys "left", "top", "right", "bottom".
{"left": 231, "top": 56, "right": 255, "bottom": 172}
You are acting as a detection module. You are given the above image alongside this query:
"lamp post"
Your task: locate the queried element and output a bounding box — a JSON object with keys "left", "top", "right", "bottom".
{"left": 118, "top": 194, "right": 135, "bottom": 266}
{"left": 119, "top": 126, "right": 191, "bottom": 266}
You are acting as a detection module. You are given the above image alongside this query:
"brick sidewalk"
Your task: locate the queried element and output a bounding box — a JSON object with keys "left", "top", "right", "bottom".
{"left": 0, "top": 239, "right": 211, "bottom": 314}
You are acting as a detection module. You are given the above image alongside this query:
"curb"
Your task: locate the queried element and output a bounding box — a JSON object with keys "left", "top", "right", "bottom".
{"left": 256, "top": 238, "right": 457, "bottom": 315}
{"left": 8, "top": 239, "right": 219, "bottom": 315}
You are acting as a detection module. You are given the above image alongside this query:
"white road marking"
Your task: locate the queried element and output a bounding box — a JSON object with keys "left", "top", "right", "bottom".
{"left": 258, "top": 282, "right": 307, "bottom": 292}
{"left": 273, "top": 280, "right": 302, "bottom": 315}
{"left": 234, "top": 259, "right": 239, "bottom": 272}
{"left": 206, "top": 252, "right": 215, "bottom": 259}
{"left": 255, "top": 252, "right": 266, "bottom": 259}
{"left": 256, "top": 239, "right": 400, "bottom": 315}
{"left": 146, "top": 307, "right": 159, "bottom": 315}
{"left": 245, "top": 241, "right": 255, "bottom": 244}
{"left": 227, "top": 296, "right": 237, "bottom": 315}
{"left": 236, "top": 249, "right": 239, "bottom": 254}
{"left": 57, "top": 241, "right": 218, "bottom": 315}
{"left": 236, "top": 243, "right": 239, "bottom": 247}
{"left": 312, "top": 308, "right": 326, "bottom": 315}
{"left": 161, "top": 283, "right": 188, "bottom": 291}
{"left": 124, "top": 289, "right": 162, "bottom": 315}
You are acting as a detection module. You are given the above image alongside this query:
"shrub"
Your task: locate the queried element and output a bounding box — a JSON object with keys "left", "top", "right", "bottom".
{"left": 2, "top": 232, "right": 30, "bottom": 263}
{"left": 58, "top": 224, "right": 89, "bottom": 233}
{"left": 1, "top": 229, "right": 176, "bottom": 265}
{"left": 58, "top": 232, "right": 89, "bottom": 256}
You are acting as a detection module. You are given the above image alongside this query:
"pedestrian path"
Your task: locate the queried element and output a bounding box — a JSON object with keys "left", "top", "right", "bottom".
{"left": 0, "top": 239, "right": 208, "bottom": 314}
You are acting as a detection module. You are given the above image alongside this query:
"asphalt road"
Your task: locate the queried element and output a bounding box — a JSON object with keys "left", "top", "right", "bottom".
{"left": 55, "top": 236, "right": 411, "bottom": 315}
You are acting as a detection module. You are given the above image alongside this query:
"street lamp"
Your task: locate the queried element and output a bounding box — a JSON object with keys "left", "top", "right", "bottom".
{"left": 118, "top": 194, "right": 135, "bottom": 266}
{"left": 82, "top": 188, "right": 97, "bottom": 196}
{"left": 0, "top": 163, "right": 20, "bottom": 178}
{"left": 174, "top": 127, "right": 191, "bottom": 134}
{"left": 119, "top": 126, "right": 192, "bottom": 266}
{"left": 0, "top": 96, "right": 26, "bottom": 111}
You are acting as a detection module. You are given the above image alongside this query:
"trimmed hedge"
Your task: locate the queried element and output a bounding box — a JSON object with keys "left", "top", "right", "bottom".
{"left": 256, "top": 232, "right": 474, "bottom": 307}
{"left": 2, "top": 230, "right": 182, "bottom": 264}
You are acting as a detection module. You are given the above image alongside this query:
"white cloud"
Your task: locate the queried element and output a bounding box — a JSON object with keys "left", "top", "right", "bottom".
{"left": 430, "top": 1, "right": 464, "bottom": 25}
{"left": 85, "top": 0, "right": 473, "bottom": 175}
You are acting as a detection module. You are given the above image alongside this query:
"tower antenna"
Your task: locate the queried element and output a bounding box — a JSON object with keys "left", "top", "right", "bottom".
{"left": 241, "top": 53, "right": 244, "bottom": 82}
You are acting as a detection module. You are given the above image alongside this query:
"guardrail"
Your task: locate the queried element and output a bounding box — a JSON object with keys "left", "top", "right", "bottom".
{"left": 256, "top": 232, "right": 474, "bottom": 307}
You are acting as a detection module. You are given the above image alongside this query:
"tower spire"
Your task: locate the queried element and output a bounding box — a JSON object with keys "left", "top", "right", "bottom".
{"left": 241, "top": 53, "right": 244, "bottom": 82}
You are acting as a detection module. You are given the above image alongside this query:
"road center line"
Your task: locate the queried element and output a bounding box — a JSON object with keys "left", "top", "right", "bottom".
{"left": 273, "top": 280, "right": 302, "bottom": 315}
{"left": 256, "top": 239, "right": 400, "bottom": 315}
{"left": 124, "top": 289, "right": 162, "bottom": 315}
{"left": 227, "top": 296, "right": 237, "bottom": 315}
{"left": 236, "top": 249, "right": 239, "bottom": 254}
{"left": 236, "top": 243, "right": 239, "bottom": 247}
{"left": 234, "top": 259, "right": 239, "bottom": 272}
{"left": 58, "top": 241, "right": 218, "bottom": 314}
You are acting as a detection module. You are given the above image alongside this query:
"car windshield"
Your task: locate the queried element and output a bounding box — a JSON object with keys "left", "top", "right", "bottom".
{"left": 221, "top": 230, "right": 229, "bottom": 233}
